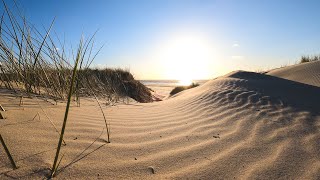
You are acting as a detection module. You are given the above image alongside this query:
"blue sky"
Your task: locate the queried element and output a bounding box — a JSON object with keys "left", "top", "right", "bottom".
{"left": 3, "top": 0, "right": 320, "bottom": 80}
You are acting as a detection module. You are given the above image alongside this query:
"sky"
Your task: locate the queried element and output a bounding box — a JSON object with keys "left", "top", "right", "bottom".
{"left": 2, "top": 0, "right": 320, "bottom": 80}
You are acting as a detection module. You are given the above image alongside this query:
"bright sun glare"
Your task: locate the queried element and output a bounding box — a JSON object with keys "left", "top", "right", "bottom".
{"left": 159, "top": 34, "right": 214, "bottom": 82}
{"left": 178, "top": 79, "right": 193, "bottom": 86}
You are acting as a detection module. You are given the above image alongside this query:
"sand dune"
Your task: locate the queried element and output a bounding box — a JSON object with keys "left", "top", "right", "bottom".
{"left": 1, "top": 64, "right": 320, "bottom": 179}
{"left": 268, "top": 60, "right": 320, "bottom": 87}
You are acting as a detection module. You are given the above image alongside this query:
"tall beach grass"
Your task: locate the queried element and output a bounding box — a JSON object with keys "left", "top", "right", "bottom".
{"left": 0, "top": 0, "right": 154, "bottom": 178}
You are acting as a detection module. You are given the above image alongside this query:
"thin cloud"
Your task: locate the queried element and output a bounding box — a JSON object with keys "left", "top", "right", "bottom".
{"left": 232, "top": 43, "right": 239, "bottom": 47}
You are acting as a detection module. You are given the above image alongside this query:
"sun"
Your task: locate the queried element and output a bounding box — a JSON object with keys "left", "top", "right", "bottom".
{"left": 158, "top": 34, "right": 214, "bottom": 81}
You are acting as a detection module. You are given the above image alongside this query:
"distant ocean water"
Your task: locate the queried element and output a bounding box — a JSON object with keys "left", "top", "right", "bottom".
{"left": 140, "top": 80, "right": 208, "bottom": 87}
{"left": 139, "top": 80, "right": 209, "bottom": 98}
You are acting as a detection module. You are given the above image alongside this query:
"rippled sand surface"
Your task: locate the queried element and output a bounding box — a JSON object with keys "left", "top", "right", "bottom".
{"left": 1, "top": 62, "right": 319, "bottom": 179}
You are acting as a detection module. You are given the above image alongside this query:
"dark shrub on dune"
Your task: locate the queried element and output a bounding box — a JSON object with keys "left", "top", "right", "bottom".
{"left": 169, "top": 83, "right": 199, "bottom": 96}
{"left": 0, "top": 67, "right": 154, "bottom": 103}
{"left": 79, "top": 68, "right": 153, "bottom": 103}
{"left": 0, "top": 0, "right": 153, "bottom": 104}
{"left": 300, "top": 55, "right": 320, "bottom": 64}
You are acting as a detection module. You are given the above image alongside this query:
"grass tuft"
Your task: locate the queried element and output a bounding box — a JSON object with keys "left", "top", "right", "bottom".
{"left": 169, "top": 82, "right": 199, "bottom": 96}
{"left": 0, "top": 1, "right": 155, "bottom": 178}
{"left": 300, "top": 55, "right": 320, "bottom": 64}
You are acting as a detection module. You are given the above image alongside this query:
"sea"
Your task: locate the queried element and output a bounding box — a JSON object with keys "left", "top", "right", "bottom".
{"left": 140, "top": 80, "right": 208, "bottom": 87}
{"left": 140, "top": 80, "right": 208, "bottom": 97}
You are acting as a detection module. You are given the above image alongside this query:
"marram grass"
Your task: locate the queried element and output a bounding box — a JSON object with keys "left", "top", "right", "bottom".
{"left": 50, "top": 39, "right": 83, "bottom": 178}
{"left": 0, "top": 1, "right": 155, "bottom": 178}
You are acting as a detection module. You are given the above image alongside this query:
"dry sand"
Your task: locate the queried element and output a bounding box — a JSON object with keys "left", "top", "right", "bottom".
{"left": 267, "top": 60, "right": 320, "bottom": 87}
{"left": 1, "top": 61, "right": 320, "bottom": 179}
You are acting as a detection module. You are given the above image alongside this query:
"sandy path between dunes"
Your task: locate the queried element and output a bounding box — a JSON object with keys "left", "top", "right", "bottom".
{"left": 0, "top": 69, "right": 320, "bottom": 179}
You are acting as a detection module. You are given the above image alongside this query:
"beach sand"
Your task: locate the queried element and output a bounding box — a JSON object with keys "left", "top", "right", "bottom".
{"left": 1, "top": 61, "right": 320, "bottom": 179}
{"left": 146, "top": 85, "right": 173, "bottom": 99}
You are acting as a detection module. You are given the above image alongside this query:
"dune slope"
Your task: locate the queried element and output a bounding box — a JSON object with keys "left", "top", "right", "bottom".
{"left": 0, "top": 69, "right": 319, "bottom": 179}
{"left": 267, "top": 60, "right": 320, "bottom": 87}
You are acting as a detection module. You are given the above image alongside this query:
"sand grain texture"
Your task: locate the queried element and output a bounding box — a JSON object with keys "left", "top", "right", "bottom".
{"left": 0, "top": 64, "right": 320, "bottom": 179}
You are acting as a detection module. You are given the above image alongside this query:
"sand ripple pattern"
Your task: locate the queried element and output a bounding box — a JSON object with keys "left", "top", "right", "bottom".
{"left": 0, "top": 71, "right": 319, "bottom": 179}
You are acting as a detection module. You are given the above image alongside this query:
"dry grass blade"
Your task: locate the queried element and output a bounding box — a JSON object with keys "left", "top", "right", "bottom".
{"left": 50, "top": 39, "right": 82, "bottom": 178}
{"left": 34, "top": 96, "right": 66, "bottom": 145}
{"left": 92, "top": 92, "right": 110, "bottom": 143}
{"left": 0, "top": 104, "right": 5, "bottom": 111}
{"left": 0, "top": 134, "right": 18, "bottom": 169}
